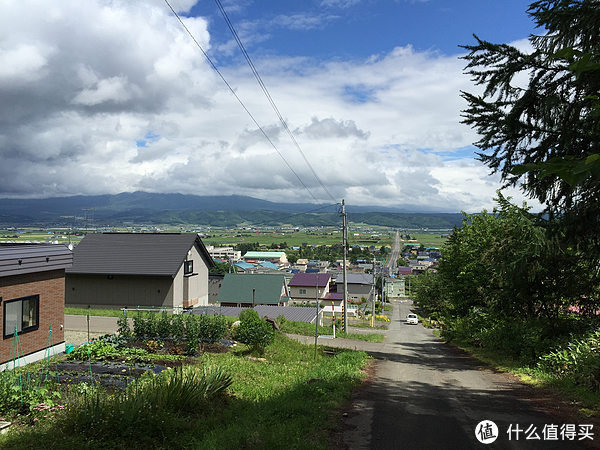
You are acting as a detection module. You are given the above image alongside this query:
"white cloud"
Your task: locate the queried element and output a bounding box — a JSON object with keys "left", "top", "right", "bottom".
{"left": 0, "top": 0, "right": 539, "bottom": 212}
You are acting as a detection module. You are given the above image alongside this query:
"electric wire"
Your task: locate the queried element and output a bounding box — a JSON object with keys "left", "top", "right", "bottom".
{"left": 163, "top": 0, "right": 329, "bottom": 210}
{"left": 214, "top": 0, "right": 337, "bottom": 204}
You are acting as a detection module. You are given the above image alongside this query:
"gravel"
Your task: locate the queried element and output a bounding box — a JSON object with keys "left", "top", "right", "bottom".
{"left": 64, "top": 330, "right": 110, "bottom": 346}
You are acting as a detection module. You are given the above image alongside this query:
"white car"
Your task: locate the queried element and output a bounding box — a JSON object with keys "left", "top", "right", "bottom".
{"left": 406, "top": 313, "right": 419, "bottom": 325}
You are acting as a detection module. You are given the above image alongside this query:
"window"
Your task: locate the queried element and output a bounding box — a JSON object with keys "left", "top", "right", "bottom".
{"left": 184, "top": 260, "right": 193, "bottom": 275}
{"left": 3, "top": 295, "right": 39, "bottom": 339}
{"left": 299, "top": 288, "right": 307, "bottom": 295}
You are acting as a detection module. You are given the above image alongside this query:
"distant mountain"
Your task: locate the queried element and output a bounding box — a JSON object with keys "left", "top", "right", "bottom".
{"left": 0, "top": 191, "right": 464, "bottom": 228}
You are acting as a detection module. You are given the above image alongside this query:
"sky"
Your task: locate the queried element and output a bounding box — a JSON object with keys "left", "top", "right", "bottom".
{"left": 0, "top": 0, "right": 543, "bottom": 212}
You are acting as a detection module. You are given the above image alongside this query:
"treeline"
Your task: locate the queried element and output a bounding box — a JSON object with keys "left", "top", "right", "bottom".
{"left": 412, "top": 195, "right": 600, "bottom": 387}
{"left": 120, "top": 210, "right": 464, "bottom": 229}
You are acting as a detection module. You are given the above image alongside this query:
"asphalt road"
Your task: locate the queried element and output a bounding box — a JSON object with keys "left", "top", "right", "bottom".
{"left": 385, "top": 231, "right": 400, "bottom": 273}
{"left": 339, "top": 300, "right": 595, "bottom": 450}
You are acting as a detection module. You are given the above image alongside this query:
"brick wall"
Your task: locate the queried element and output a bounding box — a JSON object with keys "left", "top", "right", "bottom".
{"left": 0, "top": 269, "right": 65, "bottom": 365}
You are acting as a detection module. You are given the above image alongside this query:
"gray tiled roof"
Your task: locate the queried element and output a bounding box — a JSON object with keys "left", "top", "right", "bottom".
{"left": 66, "top": 233, "right": 214, "bottom": 277}
{"left": 196, "top": 305, "right": 318, "bottom": 323}
{"left": 0, "top": 243, "right": 72, "bottom": 277}
{"left": 335, "top": 273, "right": 373, "bottom": 285}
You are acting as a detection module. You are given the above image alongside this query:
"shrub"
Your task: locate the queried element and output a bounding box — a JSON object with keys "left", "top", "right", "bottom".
{"left": 233, "top": 316, "right": 274, "bottom": 354}
{"left": 197, "top": 314, "right": 227, "bottom": 343}
{"left": 185, "top": 314, "right": 200, "bottom": 355}
{"left": 157, "top": 311, "right": 172, "bottom": 340}
{"left": 239, "top": 308, "right": 259, "bottom": 322}
{"left": 276, "top": 314, "right": 287, "bottom": 326}
{"left": 171, "top": 313, "right": 186, "bottom": 344}
{"left": 117, "top": 314, "right": 131, "bottom": 337}
{"left": 133, "top": 313, "right": 148, "bottom": 340}
{"left": 538, "top": 329, "right": 600, "bottom": 389}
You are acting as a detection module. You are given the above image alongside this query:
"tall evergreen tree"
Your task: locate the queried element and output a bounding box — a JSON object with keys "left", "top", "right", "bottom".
{"left": 460, "top": 0, "right": 600, "bottom": 257}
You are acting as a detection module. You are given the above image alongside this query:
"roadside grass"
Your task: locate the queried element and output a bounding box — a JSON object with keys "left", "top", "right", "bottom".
{"left": 281, "top": 320, "right": 385, "bottom": 343}
{"left": 0, "top": 332, "right": 370, "bottom": 450}
{"left": 65, "top": 307, "right": 136, "bottom": 318}
{"left": 449, "top": 339, "right": 600, "bottom": 418}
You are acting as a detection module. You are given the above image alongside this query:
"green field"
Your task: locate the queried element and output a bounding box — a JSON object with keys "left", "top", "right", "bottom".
{"left": 1, "top": 227, "right": 448, "bottom": 249}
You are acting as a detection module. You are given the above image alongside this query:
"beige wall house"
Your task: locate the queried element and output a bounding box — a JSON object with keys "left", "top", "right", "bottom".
{"left": 288, "top": 273, "right": 331, "bottom": 303}
{"left": 66, "top": 233, "right": 215, "bottom": 310}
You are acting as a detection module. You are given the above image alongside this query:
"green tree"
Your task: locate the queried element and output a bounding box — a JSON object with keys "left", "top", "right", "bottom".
{"left": 461, "top": 0, "right": 600, "bottom": 258}
{"left": 438, "top": 193, "right": 592, "bottom": 327}
{"left": 209, "top": 260, "right": 230, "bottom": 275}
{"left": 287, "top": 253, "right": 299, "bottom": 265}
{"left": 236, "top": 242, "right": 259, "bottom": 254}
{"left": 412, "top": 271, "right": 448, "bottom": 317}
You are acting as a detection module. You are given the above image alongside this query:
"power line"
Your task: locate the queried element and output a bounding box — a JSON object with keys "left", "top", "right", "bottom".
{"left": 163, "top": 0, "right": 331, "bottom": 210}
{"left": 214, "top": 0, "right": 337, "bottom": 203}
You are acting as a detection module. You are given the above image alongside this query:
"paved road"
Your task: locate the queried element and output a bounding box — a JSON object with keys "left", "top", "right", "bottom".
{"left": 385, "top": 231, "right": 400, "bottom": 273}
{"left": 312, "top": 301, "right": 594, "bottom": 450}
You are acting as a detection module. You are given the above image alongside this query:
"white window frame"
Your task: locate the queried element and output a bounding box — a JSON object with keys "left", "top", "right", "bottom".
{"left": 299, "top": 288, "right": 307, "bottom": 295}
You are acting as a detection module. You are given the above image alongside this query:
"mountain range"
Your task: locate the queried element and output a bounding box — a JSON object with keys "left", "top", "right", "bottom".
{"left": 0, "top": 192, "right": 465, "bottom": 229}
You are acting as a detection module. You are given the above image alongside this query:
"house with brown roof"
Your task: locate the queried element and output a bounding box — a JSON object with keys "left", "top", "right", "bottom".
{"left": 65, "top": 233, "right": 215, "bottom": 310}
{"left": 288, "top": 272, "right": 331, "bottom": 303}
{"left": 1, "top": 243, "right": 73, "bottom": 368}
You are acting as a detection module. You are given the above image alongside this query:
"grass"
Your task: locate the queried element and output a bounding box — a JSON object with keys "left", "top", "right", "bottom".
{"left": 66, "top": 307, "right": 133, "bottom": 318}
{"left": 448, "top": 339, "right": 600, "bottom": 418}
{"left": 0, "top": 333, "right": 370, "bottom": 450}
{"left": 281, "top": 320, "right": 385, "bottom": 343}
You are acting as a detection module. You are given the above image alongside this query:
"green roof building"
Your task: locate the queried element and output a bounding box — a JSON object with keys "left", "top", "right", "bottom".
{"left": 217, "top": 273, "right": 290, "bottom": 307}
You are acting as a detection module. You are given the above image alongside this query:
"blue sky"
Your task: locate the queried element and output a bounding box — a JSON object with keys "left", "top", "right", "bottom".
{"left": 0, "top": 0, "right": 543, "bottom": 212}
{"left": 189, "top": 0, "right": 536, "bottom": 59}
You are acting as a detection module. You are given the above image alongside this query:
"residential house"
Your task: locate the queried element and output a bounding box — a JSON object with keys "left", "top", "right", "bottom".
{"left": 1, "top": 244, "right": 73, "bottom": 368}
{"left": 288, "top": 273, "right": 331, "bottom": 303}
{"left": 65, "top": 233, "right": 215, "bottom": 310}
{"left": 383, "top": 277, "right": 405, "bottom": 299}
{"left": 217, "top": 273, "right": 289, "bottom": 307}
{"left": 335, "top": 273, "right": 374, "bottom": 303}
{"left": 397, "top": 266, "right": 413, "bottom": 276}
{"left": 292, "top": 258, "right": 308, "bottom": 272}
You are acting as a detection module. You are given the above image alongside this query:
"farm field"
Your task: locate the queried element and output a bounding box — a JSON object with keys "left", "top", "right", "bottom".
{"left": 0, "top": 227, "right": 449, "bottom": 249}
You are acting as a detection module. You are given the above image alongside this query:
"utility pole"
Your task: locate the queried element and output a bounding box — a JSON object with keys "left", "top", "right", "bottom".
{"left": 342, "top": 200, "right": 348, "bottom": 333}
{"left": 371, "top": 251, "right": 376, "bottom": 327}
{"left": 314, "top": 274, "right": 319, "bottom": 360}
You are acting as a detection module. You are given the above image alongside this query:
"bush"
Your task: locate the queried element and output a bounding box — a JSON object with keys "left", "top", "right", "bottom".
{"left": 233, "top": 316, "right": 274, "bottom": 354}
{"left": 157, "top": 311, "right": 172, "bottom": 340}
{"left": 117, "top": 314, "right": 131, "bottom": 337}
{"left": 171, "top": 314, "right": 186, "bottom": 344}
{"left": 197, "top": 314, "right": 227, "bottom": 343}
{"left": 185, "top": 315, "right": 200, "bottom": 355}
{"left": 239, "top": 309, "right": 259, "bottom": 322}
{"left": 538, "top": 329, "right": 600, "bottom": 390}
